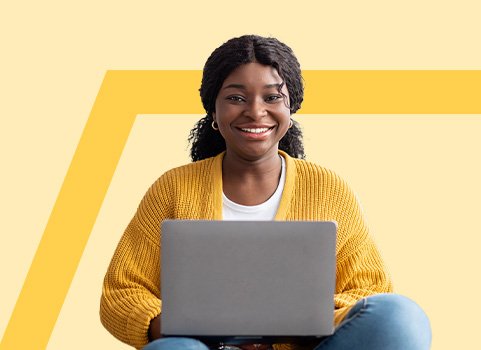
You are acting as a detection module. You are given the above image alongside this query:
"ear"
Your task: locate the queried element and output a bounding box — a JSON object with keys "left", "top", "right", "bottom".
{"left": 212, "top": 112, "right": 216, "bottom": 122}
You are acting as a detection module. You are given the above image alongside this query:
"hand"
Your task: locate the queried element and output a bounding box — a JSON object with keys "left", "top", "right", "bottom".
{"left": 148, "top": 315, "right": 162, "bottom": 341}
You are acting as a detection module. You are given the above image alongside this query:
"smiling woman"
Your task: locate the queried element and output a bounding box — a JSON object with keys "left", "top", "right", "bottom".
{"left": 189, "top": 35, "right": 305, "bottom": 163}
{"left": 100, "top": 35, "right": 432, "bottom": 350}
{"left": 214, "top": 63, "right": 291, "bottom": 162}
{"left": 213, "top": 63, "right": 292, "bottom": 206}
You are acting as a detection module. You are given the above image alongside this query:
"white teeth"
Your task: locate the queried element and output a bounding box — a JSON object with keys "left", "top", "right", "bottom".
{"left": 241, "top": 127, "right": 270, "bottom": 134}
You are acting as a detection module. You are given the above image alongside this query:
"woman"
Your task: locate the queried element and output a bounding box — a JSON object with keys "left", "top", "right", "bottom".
{"left": 100, "top": 35, "right": 431, "bottom": 350}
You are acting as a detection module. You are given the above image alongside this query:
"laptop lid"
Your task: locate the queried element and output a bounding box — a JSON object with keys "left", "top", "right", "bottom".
{"left": 161, "top": 220, "right": 337, "bottom": 345}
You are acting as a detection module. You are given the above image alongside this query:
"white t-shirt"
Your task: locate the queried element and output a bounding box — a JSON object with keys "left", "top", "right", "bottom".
{"left": 222, "top": 156, "right": 286, "bottom": 220}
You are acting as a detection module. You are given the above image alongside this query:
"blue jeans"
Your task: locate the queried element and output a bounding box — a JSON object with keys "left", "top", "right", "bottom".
{"left": 143, "top": 294, "right": 431, "bottom": 350}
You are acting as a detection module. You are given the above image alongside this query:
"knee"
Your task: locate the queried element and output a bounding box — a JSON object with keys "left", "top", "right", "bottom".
{"left": 367, "top": 293, "right": 432, "bottom": 349}
{"left": 143, "top": 337, "right": 209, "bottom": 350}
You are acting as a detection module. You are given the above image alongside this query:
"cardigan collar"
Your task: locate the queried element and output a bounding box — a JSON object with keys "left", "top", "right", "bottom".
{"left": 210, "top": 150, "right": 296, "bottom": 220}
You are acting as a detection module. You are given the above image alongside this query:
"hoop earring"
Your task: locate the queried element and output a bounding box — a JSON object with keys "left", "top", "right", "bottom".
{"left": 211, "top": 120, "right": 219, "bottom": 131}
{"left": 289, "top": 118, "right": 293, "bottom": 129}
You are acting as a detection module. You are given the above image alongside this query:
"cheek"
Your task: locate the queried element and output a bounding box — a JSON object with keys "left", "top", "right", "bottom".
{"left": 214, "top": 105, "right": 237, "bottom": 125}
{"left": 277, "top": 95, "right": 291, "bottom": 116}
{"left": 278, "top": 112, "right": 291, "bottom": 135}
{"left": 279, "top": 108, "right": 291, "bottom": 125}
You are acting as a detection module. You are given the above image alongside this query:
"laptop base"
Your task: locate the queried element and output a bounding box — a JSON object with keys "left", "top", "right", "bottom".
{"left": 162, "top": 335, "right": 327, "bottom": 346}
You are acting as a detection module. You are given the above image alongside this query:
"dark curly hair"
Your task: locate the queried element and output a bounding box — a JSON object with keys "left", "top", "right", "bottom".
{"left": 189, "top": 35, "right": 305, "bottom": 161}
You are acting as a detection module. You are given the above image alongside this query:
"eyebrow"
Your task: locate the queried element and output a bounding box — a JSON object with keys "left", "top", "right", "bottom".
{"left": 223, "top": 83, "right": 283, "bottom": 90}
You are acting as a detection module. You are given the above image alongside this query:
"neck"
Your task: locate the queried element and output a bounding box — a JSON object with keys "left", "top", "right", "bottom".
{"left": 221, "top": 150, "right": 283, "bottom": 206}
{"left": 222, "top": 150, "right": 281, "bottom": 179}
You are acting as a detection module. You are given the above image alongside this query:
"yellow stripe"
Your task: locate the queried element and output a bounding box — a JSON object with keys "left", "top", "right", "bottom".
{"left": 1, "top": 70, "right": 480, "bottom": 350}
{"left": 302, "top": 70, "right": 481, "bottom": 114}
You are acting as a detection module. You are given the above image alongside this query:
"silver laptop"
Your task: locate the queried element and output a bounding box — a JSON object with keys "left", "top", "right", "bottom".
{"left": 161, "top": 220, "right": 337, "bottom": 346}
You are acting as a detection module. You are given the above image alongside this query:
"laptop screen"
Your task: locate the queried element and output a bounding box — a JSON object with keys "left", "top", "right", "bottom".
{"left": 161, "top": 220, "right": 337, "bottom": 345}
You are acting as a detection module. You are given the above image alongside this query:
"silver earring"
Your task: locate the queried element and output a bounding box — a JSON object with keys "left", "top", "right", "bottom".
{"left": 212, "top": 121, "right": 219, "bottom": 131}
{"left": 289, "top": 118, "right": 293, "bottom": 129}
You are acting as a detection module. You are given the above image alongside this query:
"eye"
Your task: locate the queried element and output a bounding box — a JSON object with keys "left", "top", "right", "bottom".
{"left": 265, "top": 94, "right": 283, "bottom": 103}
{"left": 226, "top": 95, "right": 245, "bottom": 103}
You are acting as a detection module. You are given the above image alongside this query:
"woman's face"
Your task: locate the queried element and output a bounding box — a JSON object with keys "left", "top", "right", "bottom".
{"left": 213, "top": 62, "right": 291, "bottom": 162}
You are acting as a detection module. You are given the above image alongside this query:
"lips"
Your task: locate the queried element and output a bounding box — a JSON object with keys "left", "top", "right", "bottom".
{"left": 235, "top": 125, "right": 276, "bottom": 140}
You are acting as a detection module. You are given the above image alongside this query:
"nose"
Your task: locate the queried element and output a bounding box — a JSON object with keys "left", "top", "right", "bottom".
{"left": 244, "top": 97, "right": 267, "bottom": 119}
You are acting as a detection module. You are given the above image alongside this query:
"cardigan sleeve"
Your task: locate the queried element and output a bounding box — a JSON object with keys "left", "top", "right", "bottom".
{"left": 100, "top": 177, "right": 170, "bottom": 349}
{"left": 331, "top": 176, "right": 393, "bottom": 325}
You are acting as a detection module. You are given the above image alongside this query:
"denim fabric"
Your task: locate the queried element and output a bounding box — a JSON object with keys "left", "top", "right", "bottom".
{"left": 314, "top": 294, "right": 431, "bottom": 350}
{"left": 143, "top": 337, "right": 210, "bottom": 350}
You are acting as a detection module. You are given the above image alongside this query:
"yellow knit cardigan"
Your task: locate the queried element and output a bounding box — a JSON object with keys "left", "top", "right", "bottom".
{"left": 100, "top": 151, "right": 393, "bottom": 350}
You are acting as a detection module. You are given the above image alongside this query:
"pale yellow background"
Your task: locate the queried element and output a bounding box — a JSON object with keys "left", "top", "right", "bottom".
{"left": 1, "top": 1, "right": 480, "bottom": 349}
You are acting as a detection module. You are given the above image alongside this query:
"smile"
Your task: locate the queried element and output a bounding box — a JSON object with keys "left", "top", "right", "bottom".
{"left": 240, "top": 127, "right": 274, "bottom": 134}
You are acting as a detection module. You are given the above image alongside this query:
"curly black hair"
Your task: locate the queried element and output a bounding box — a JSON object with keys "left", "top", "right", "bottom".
{"left": 189, "top": 35, "right": 305, "bottom": 161}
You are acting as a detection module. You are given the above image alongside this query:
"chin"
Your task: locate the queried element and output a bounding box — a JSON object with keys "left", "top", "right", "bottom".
{"left": 240, "top": 149, "right": 278, "bottom": 161}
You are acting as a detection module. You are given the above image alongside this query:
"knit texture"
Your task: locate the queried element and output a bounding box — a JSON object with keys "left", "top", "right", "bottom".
{"left": 100, "top": 151, "right": 393, "bottom": 350}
